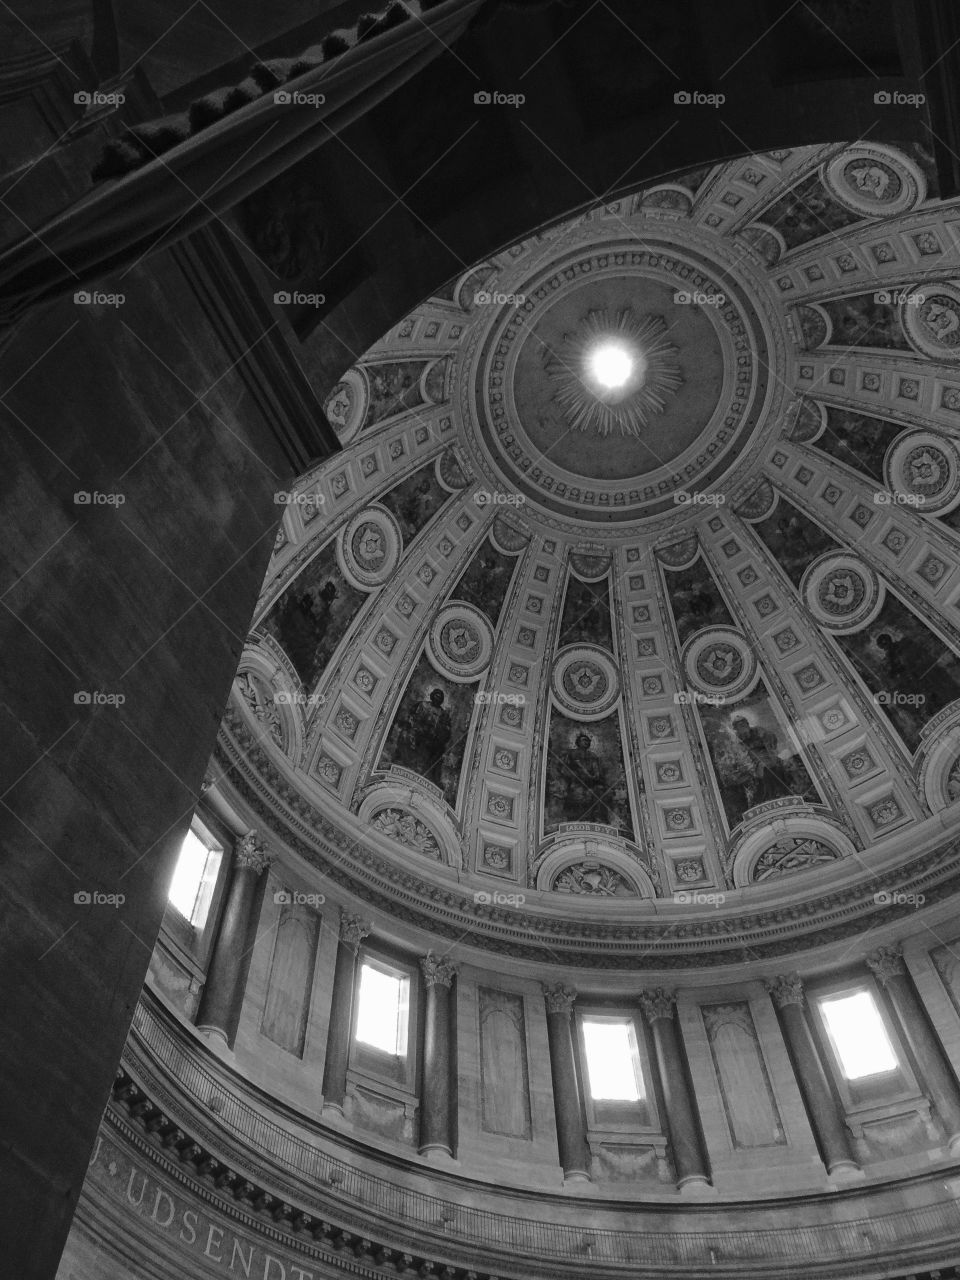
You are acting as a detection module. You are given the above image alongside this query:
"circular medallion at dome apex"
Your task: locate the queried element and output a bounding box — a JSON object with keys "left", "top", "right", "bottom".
{"left": 885, "top": 430, "right": 960, "bottom": 514}
{"left": 471, "top": 236, "right": 774, "bottom": 524}
{"left": 683, "top": 628, "right": 759, "bottom": 702}
{"left": 551, "top": 644, "right": 621, "bottom": 720}
{"left": 802, "top": 554, "right": 883, "bottom": 632}
{"left": 428, "top": 603, "right": 494, "bottom": 682}
{"left": 337, "top": 505, "right": 402, "bottom": 589}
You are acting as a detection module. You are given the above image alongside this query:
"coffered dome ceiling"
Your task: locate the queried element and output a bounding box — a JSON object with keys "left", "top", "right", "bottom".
{"left": 218, "top": 140, "right": 960, "bottom": 967}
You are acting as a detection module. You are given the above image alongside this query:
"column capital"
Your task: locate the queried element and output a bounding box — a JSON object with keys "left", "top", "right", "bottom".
{"left": 339, "top": 911, "right": 371, "bottom": 952}
{"left": 543, "top": 983, "right": 577, "bottom": 1016}
{"left": 234, "top": 830, "right": 272, "bottom": 874}
{"left": 639, "top": 988, "right": 677, "bottom": 1023}
{"left": 866, "top": 944, "right": 905, "bottom": 987}
{"left": 421, "top": 952, "right": 457, "bottom": 988}
{"left": 766, "top": 973, "right": 805, "bottom": 1008}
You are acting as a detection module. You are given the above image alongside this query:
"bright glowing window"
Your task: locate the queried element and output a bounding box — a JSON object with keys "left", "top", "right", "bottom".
{"left": 168, "top": 826, "right": 222, "bottom": 928}
{"left": 588, "top": 341, "right": 634, "bottom": 390}
{"left": 819, "top": 990, "right": 898, "bottom": 1080}
{"left": 582, "top": 1017, "right": 644, "bottom": 1101}
{"left": 355, "top": 961, "right": 409, "bottom": 1056}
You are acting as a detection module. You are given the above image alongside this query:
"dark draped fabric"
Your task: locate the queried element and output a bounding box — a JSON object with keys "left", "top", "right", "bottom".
{"left": 0, "top": 0, "right": 483, "bottom": 326}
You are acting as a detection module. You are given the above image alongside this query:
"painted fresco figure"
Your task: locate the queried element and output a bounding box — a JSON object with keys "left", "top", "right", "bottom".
{"left": 397, "top": 688, "right": 452, "bottom": 789}
{"left": 562, "top": 732, "right": 609, "bottom": 824}
{"left": 275, "top": 579, "right": 338, "bottom": 688}
{"left": 731, "top": 715, "right": 792, "bottom": 807}
{"left": 402, "top": 477, "right": 435, "bottom": 533}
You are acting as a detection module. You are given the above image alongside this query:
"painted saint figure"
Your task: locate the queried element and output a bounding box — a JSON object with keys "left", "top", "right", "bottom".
{"left": 731, "top": 715, "right": 792, "bottom": 808}
{"left": 396, "top": 688, "right": 453, "bottom": 789}
{"left": 562, "top": 732, "right": 609, "bottom": 825}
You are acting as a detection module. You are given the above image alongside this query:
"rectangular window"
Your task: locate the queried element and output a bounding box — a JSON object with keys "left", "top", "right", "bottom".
{"left": 355, "top": 960, "right": 410, "bottom": 1057}
{"left": 582, "top": 1016, "right": 645, "bottom": 1101}
{"left": 819, "top": 989, "right": 899, "bottom": 1080}
{"left": 168, "top": 825, "right": 222, "bottom": 929}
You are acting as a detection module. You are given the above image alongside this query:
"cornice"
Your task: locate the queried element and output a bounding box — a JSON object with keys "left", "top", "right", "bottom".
{"left": 214, "top": 709, "right": 960, "bottom": 968}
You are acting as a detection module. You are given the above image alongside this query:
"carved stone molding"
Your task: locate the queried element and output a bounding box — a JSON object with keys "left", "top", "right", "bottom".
{"left": 639, "top": 988, "right": 678, "bottom": 1023}
{"left": 421, "top": 952, "right": 457, "bottom": 988}
{"left": 235, "top": 830, "right": 272, "bottom": 874}
{"left": 866, "top": 944, "right": 906, "bottom": 986}
{"left": 766, "top": 973, "right": 805, "bottom": 1008}
{"left": 217, "top": 709, "right": 960, "bottom": 967}
{"left": 339, "top": 912, "right": 371, "bottom": 953}
{"left": 542, "top": 984, "right": 577, "bottom": 1016}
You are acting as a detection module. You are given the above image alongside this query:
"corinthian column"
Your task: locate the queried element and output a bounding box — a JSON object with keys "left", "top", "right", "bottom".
{"left": 321, "top": 912, "right": 370, "bottom": 1115}
{"left": 195, "top": 830, "right": 272, "bottom": 1047}
{"left": 419, "top": 952, "right": 457, "bottom": 1158}
{"left": 766, "top": 973, "right": 861, "bottom": 1178}
{"left": 867, "top": 946, "right": 960, "bottom": 1154}
{"left": 543, "top": 984, "right": 590, "bottom": 1182}
{"left": 639, "top": 989, "right": 712, "bottom": 1193}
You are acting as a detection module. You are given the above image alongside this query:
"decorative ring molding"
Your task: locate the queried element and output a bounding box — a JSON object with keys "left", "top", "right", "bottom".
{"left": 884, "top": 429, "right": 960, "bottom": 513}
{"left": 800, "top": 552, "right": 883, "bottom": 633}
{"left": 427, "top": 602, "right": 494, "bottom": 682}
{"left": 336, "top": 504, "right": 403, "bottom": 590}
{"left": 822, "top": 142, "right": 926, "bottom": 219}
{"left": 901, "top": 283, "right": 960, "bottom": 362}
{"left": 323, "top": 366, "right": 368, "bottom": 444}
{"left": 682, "top": 626, "right": 759, "bottom": 701}
{"left": 470, "top": 236, "right": 774, "bottom": 525}
{"left": 550, "top": 644, "right": 621, "bottom": 720}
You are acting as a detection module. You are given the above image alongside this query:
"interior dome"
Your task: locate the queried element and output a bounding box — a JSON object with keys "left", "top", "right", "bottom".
{"left": 218, "top": 139, "right": 960, "bottom": 970}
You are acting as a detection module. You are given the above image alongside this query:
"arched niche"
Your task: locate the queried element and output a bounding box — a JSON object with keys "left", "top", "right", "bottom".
{"left": 730, "top": 814, "right": 856, "bottom": 888}
{"left": 357, "top": 783, "right": 462, "bottom": 869}
{"left": 918, "top": 709, "right": 960, "bottom": 814}
{"left": 534, "top": 839, "right": 657, "bottom": 899}
{"left": 234, "top": 639, "right": 306, "bottom": 763}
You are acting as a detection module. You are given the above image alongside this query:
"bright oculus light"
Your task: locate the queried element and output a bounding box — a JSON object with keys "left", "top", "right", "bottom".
{"left": 587, "top": 341, "right": 635, "bottom": 390}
